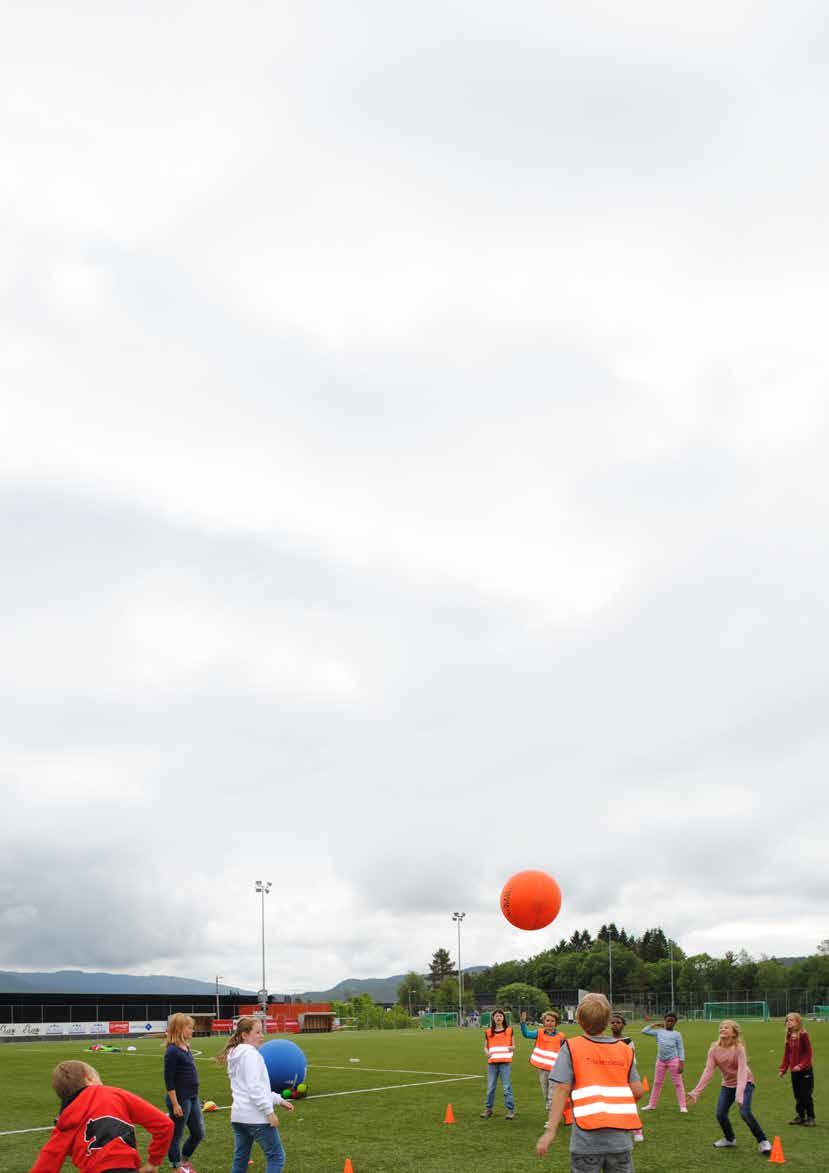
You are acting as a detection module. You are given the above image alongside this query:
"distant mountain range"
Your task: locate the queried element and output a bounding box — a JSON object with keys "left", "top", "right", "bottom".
{"left": 0, "top": 968, "right": 489, "bottom": 1003}
{"left": 299, "top": 967, "right": 489, "bottom": 1004}
{"left": 1, "top": 956, "right": 806, "bottom": 1000}
{"left": 0, "top": 971, "right": 253, "bottom": 995}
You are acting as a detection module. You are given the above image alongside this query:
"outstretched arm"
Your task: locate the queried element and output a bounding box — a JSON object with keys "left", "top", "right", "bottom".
{"left": 687, "top": 1048, "right": 717, "bottom": 1103}
{"left": 28, "top": 1126, "right": 73, "bottom": 1173}
{"left": 536, "top": 1080, "right": 572, "bottom": 1157}
{"left": 120, "top": 1090, "right": 175, "bottom": 1167}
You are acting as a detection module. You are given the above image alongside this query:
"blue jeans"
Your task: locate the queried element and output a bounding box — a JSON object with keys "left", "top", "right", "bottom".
{"left": 485, "top": 1062, "right": 515, "bottom": 1111}
{"left": 715, "top": 1082, "right": 767, "bottom": 1143}
{"left": 165, "top": 1095, "right": 204, "bottom": 1166}
{"left": 231, "top": 1121, "right": 286, "bottom": 1173}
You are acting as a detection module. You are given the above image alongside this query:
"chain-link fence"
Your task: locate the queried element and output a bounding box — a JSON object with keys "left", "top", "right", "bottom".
{"left": 474, "top": 988, "right": 829, "bottom": 1020}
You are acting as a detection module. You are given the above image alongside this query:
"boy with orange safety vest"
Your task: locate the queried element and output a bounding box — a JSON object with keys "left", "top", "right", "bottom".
{"left": 520, "top": 1008, "right": 572, "bottom": 1121}
{"left": 536, "top": 993, "right": 644, "bottom": 1172}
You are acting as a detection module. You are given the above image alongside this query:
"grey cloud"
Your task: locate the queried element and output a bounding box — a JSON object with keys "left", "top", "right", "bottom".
{"left": 3, "top": 0, "right": 829, "bottom": 988}
{"left": 4, "top": 480, "right": 828, "bottom": 982}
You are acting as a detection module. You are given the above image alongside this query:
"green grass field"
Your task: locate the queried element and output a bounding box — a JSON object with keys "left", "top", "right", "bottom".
{"left": 1, "top": 1021, "right": 824, "bottom": 1171}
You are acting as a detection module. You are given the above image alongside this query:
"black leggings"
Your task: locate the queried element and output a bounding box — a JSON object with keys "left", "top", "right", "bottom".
{"left": 791, "top": 1068, "right": 815, "bottom": 1120}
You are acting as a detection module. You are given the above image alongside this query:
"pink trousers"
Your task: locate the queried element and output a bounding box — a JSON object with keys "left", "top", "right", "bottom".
{"left": 650, "top": 1057, "right": 686, "bottom": 1108}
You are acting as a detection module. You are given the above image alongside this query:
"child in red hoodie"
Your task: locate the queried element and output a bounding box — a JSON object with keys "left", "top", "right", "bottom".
{"left": 29, "top": 1060, "right": 174, "bottom": 1173}
{"left": 779, "top": 1013, "right": 815, "bottom": 1126}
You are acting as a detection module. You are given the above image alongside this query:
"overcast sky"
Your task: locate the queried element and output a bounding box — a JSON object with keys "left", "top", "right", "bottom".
{"left": 3, "top": 1, "right": 828, "bottom": 994}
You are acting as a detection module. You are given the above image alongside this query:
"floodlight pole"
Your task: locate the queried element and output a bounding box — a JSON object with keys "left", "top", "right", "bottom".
{"left": 669, "top": 938, "right": 675, "bottom": 1010}
{"left": 215, "top": 975, "right": 222, "bottom": 1021}
{"left": 453, "top": 912, "right": 466, "bottom": 1024}
{"left": 255, "top": 881, "right": 272, "bottom": 1016}
{"left": 608, "top": 927, "right": 613, "bottom": 1006}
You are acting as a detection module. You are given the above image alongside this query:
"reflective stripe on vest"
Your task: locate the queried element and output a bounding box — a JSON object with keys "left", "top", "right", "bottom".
{"left": 567, "top": 1037, "right": 641, "bottom": 1131}
{"left": 486, "top": 1026, "right": 514, "bottom": 1063}
{"left": 530, "top": 1031, "right": 564, "bottom": 1071}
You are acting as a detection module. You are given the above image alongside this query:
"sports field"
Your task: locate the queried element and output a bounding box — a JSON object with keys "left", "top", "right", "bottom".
{"left": 1, "top": 1020, "right": 823, "bottom": 1171}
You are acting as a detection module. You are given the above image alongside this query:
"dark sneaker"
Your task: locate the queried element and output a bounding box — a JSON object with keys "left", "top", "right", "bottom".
{"left": 804, "top": 1119, "right": 816, "bottom": 1127}
{"left": 789, "top": 1117, "right": 804, "bottom": 1125}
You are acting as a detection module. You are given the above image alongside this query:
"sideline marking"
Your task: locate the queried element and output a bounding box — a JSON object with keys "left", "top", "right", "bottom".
{"left": 0, "top": 1126, "right": 53, "bottom": 1137}
{"left": 311, "top": 1064, "right": 481, "bottom": 1078}
{"left": 0, "top": 1075, "right": 481, "bottom": 1137}
{"left": 309, "top": 1074, "right": 480, "bottom": 1099}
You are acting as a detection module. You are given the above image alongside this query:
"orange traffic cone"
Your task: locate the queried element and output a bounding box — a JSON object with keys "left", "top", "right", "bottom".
{"left": 642, "top": 1076, "right": 650, "bottom": 1092}
{"left": 444, "top": 1103, "right": 456, "bottom": 1124}
{"left": 343, "top": 1160, "right": 355, "bottom": 1173}
{"left": 768, "top": 1136, "right": 785, "bottom": 1164}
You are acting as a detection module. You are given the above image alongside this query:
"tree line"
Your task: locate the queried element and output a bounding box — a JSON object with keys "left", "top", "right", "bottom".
{"left": 394, "top": 930, "right": 829, "bottom": 1016}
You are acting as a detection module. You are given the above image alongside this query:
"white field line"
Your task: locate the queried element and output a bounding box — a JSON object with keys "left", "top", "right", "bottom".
{"left": 311, "top": 1065, "right": 481, "bottom": 1077}
{"left": 308, "top": 1074, "right": 480, "bottom": 1100}
{"left": 0, "top": 1126, "right": 54, "bottom": 1137}
{"left": 0, "top": 1074, "right": 482, "bottom": 1138}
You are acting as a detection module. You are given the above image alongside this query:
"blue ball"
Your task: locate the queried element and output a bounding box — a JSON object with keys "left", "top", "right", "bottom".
{"left": 259, "top": 1039, "right": 307, "bottom": 1093}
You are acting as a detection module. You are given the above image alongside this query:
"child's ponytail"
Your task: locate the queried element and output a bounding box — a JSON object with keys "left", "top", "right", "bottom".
{"left": 216, "top": 1015, "right": 259, "bottom": 1065}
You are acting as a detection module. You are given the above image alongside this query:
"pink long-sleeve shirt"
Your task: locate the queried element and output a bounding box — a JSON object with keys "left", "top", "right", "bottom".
{"left": 691, "top": 1044, "right": 754, "bottom": 1104}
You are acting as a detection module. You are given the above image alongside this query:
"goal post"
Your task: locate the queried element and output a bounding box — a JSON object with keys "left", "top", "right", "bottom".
{"left": 812, "top": 1005, "right": 829, "bottom": 1020}
{"left": 703, "top": 1001, "right": 770, "bottom": 1021}
{"left": 420, "top": 1012, "right": 459, "bottom": 1029}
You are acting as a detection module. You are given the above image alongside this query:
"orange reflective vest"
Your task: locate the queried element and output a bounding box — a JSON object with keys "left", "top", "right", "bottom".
{"left": 485, "top": 1025, "right": 514, "bottom": 1064}
{"left": 568, "top": 1036, "right": 642, "bottom": 1131}
{"left": 530, "top": 1030, "right": 565, "bottom": 1071}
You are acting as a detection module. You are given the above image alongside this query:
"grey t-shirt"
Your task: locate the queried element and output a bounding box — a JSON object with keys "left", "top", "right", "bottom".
{"left": 551, "top": 1035, "right": 640, "bottom": 1155}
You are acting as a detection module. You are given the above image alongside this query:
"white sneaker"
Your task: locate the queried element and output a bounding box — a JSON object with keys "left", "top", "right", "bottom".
{"left": 634, "top": 1131, "right": 644, "bottom": 1142}
{"left": 713, "top": 1138, "right": 736, "bottom": 1148}
{"left": 640, "top": 1103, "right": 655, "bottom": 1111}
{"left": 758, "top": 1140, "right": 772, "bottom": 1156}
{"left": 680, "top": 1107, "right": 688, "bottom": 1113}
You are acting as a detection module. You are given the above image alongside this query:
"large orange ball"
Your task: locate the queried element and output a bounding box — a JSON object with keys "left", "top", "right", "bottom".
{"left": 500, "top": 870, "right": 562, "bottom": 930}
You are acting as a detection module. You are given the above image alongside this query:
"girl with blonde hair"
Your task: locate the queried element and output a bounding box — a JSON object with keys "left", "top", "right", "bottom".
{"left": 217, "top": 1015, "right": 293, "bottom": 1173}
{"left": 687, "top": 1020, "right": 771, "bottom": 1156}
{"left": 779, "top": 1012, "right": 815, "bottom": 1126}
{"left": 164, "top": 1013, "right": 204, "bottom": 1173}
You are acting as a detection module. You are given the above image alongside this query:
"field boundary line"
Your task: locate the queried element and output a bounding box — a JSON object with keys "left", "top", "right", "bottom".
{"left": 308, "top": 1074, "right": 480, "bottom": 1099}
{"left": 0, "top": 1126, "right": 54, "bottom": 1137}
{"left": 311, "top": 1065, "right": 482, "bottom": 1077}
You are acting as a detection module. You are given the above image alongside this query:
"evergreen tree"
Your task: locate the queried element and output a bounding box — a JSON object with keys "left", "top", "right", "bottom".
{"left": 428, "top": 948, "right": 457, "bottom": 989}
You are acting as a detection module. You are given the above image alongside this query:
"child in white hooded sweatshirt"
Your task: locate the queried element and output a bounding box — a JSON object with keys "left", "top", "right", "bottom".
{"left": 217, "top": 1015, "right": 293, "bottom": 1173}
